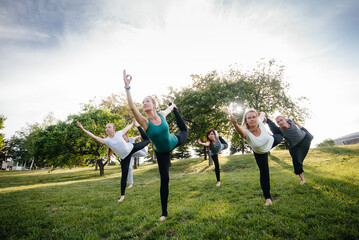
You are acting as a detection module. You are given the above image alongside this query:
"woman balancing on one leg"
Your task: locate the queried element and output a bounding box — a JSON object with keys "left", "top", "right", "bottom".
{"left": 197, "top": 129, "right": 228, "bottom": 187}
{"left": 229, "top": 110, "right": 283, "bottom": 206}
{"left": 275, "top": 116, "right": 313, "bottom": 184}
{"left": 76, "top": 119, "right": 150, "bottom": 202}
{"left": 123, "top": 70, "right": 188, "bottom": 221}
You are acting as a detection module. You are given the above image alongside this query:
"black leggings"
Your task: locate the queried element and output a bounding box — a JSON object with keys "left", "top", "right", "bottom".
{"left": 156, "top": 108, "right": 188, "bottom": 217}
{"left": 120, "top": 127, "right": 150, "bottom": 196}
{"left": 211, "top": 136, "right": 228, "bottom": 182}
{"left": 289, "top": 128, "right": 313, "bottom": 175}
{"left": 253, "top": 118, "right": 283, "bottom": 200}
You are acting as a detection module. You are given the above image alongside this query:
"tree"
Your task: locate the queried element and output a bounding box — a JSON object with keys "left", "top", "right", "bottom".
{"left": 317, "top": 138, "right": 335, "bottom": 147}
{"left": 226, "top": 59, "right": 309, "bottom": 121}
{"left": 0, "top": 114, "right": 6, "bottom": 151}
{"left": 166, "top": 59, "right": 309, "bottom": 159}
{"left": 0, "top": 115, "right": 7, "bottom": 164}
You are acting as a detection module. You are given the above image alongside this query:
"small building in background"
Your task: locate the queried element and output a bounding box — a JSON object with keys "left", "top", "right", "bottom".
{"left": 334, "top": 132, "right": 359, "bottom": 145}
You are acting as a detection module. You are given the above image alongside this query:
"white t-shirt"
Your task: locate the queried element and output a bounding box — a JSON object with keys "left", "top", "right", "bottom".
{"left": 104, "top": 130, "right": 134, "bottom": 160}
{"left": 244, "top": 120, "right": 274, "bottom": 154}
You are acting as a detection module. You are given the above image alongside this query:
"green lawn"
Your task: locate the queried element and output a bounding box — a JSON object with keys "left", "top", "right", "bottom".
{"left": 1, "top": 144, "right": 358, "bottom": 239}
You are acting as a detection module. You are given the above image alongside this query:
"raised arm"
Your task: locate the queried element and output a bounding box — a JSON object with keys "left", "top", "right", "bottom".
{"left": 123, "top": 69, "right": 149, "bottom": 130}
{"left": 121, "top": 119, "right": 135, "bottom": 135}
{"left": 214, "top": 130, "right": 219, "bottom": 139}
{"left": 76, "top": 121, "right": 105, "bottom": 145}
{"left": 229, "top": 114, "right": 246, "bottom": 139}
{"left": 258, "top": 112, "right": 266, "bottom": 122}
{"left": 197, "top": 138, "right": 211, "bottom": 147}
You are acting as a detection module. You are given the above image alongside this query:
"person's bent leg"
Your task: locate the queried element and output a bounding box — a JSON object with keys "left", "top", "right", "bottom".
{"left": 267, "top": 119, "right": 283, "bottom": 148}
{"left": 173, "top": 108, "right": 189, "bottom": 148}
{"left": 156, "top": 151, "right": 171, "bottom": 218}
{"left": 219, "top": 136, "right": 228, "bottom": 150}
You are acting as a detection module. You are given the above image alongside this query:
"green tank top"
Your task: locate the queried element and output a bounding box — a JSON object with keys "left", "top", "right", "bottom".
{"left": 146, "top": 113, "right": 178, "bottom": 153}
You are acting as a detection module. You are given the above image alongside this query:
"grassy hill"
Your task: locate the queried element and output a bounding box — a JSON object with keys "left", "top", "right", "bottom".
{"left": 1, "top": 144, "right": 358, "bottom": 239}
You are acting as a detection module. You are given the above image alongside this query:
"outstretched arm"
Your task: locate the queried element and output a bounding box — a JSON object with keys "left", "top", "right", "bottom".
{"left": 123, "top": 69, "right": 149, "bottom": 130}
{"left": 197, "top": 139, "right": 211, "bottom": 147}
{"left": 229, "top": 114, "right": 246, "bottom": 139}
{"left": 76, "top": 121, "right": 105, "bottom": 145}
{"left": 121, "top": 119, "right": 135, "bottom": 135}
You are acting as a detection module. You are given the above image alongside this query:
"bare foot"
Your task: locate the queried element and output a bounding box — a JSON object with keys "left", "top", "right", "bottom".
{"left": 264, "top": 199, "right": 272, "bottom": 206}
{"left": 216, "top": 181, "right": 221, "bottom": 187}
{"left": 299, "top": 173, "right": 306, "bottom": 184}
{"left": 117, "top": 195, "right": 125, "bottom": 203}
{"left": 159, "top": 216, "right": 166, "bottom": 221}
{"left": 128, "top": 184, "right": 133, "bottom": 188}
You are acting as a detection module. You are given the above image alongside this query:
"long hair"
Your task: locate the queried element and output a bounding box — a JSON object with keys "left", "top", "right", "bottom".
{"left": 206, "top": 128, "right": 216, "bottom": 149}
{"left": 242, "top": 109, "right": 259, "bottom": 130}
{"left": 107, "top": 148, "right": 114, "bottom": 160}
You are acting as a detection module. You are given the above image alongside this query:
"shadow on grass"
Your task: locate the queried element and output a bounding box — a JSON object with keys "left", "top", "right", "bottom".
{"left": 269, "top": 154, "right": 359, "bottom": 205}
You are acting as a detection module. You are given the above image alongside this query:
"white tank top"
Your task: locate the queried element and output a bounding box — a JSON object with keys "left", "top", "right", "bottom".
{"left": 244, "top": 121, "right": 274, "bottom": 154}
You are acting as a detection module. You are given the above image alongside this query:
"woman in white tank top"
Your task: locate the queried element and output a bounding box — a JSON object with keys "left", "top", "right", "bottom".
{"left": 230, "top": 109, "right": 283, "bottom": 206}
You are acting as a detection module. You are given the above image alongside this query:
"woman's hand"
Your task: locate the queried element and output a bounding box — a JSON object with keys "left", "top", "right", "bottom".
{"left": 197, "top": 139, "right": 202, "bottom": 145}
{"left": 100, "top": 133, "right": 106, "bottom": 138}
{"left": 76, "top": 121, "right": 84, "bottom": 129}
{"left": 123, "top": 69, "right": 132, "bottom": 88}
{"left": 229, "top": 114, "right": 237, "bottom": 124}
{"left": 133, "top": 118, "right": 140, "bottom": 127}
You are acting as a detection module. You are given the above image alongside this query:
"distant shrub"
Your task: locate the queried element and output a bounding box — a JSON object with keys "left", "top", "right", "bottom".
{"left": 317, "top": 138, "right": 335, "bottom": 147}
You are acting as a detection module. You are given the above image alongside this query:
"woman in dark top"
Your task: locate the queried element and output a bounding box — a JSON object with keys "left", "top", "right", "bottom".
{"left": 123, "top": 69, "right": 188, "bottom": 221}
{"left": 197, "top": 129, "right": 228, "bottom": 186}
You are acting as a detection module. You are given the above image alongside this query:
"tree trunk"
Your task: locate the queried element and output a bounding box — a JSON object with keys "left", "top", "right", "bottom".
{"left": 95, "top": 160, "right": 98, "bottom": 171}
{"left": 97, "top": 159, "right": 105, "bottom": 176}
{"left": 134, "top": 157, "right": 139, "bottom": 169}
{"left": 204, "top": 146, "right": 208, "bottom": 160}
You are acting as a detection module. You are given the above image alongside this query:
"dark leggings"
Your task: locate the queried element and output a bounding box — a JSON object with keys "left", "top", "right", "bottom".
{"left": 120, "top": 127, "right": 150, "bottom": 196}
{"left": 211, "top": 136, "right": 228, "bottom": 182}
{"left": 156, "top": 108, "right": 188, "bottom": 217}
{"left": 289, "top": 128, "right": 313, "bottom": 175}
{"left": 253, "top": 118, "right": 283, "bottom": 200}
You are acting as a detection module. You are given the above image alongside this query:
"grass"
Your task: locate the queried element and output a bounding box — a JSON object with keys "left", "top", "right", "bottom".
{"left": 1, "top": 144, "right": 358, "bottom": 239}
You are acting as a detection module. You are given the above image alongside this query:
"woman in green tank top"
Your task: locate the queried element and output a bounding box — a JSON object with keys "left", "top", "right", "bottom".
{"left": 123, "top": 70, "right": 188, "bottom": 221}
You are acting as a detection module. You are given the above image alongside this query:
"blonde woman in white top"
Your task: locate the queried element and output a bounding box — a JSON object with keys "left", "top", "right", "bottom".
{"left": 230, "top": 109, "right": 283, "bottom": 206}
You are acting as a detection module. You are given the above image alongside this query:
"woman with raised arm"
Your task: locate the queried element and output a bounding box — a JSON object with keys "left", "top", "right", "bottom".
{"left": 229, "top": 110, "right": 283, "bottom": 206}
{"left": 76, "top": 119, "right": 150, "bottom": 202}
{"left": 197, "top": 129, "right": 228, "bottom": 187}
{"left": 123, "top": 70, "right": 188, "bottom": 221}
{"left": 275, "top": 116, "right": 313, "bottom": 184}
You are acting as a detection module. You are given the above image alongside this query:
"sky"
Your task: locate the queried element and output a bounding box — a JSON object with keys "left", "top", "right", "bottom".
{"left": 0, "top": 0, "right": 358, "bottom": 147}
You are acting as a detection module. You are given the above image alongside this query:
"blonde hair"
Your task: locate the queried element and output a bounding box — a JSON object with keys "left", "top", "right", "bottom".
{"left": 242, "top": 109, "right": 259, "bottom": 130}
